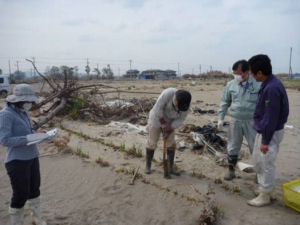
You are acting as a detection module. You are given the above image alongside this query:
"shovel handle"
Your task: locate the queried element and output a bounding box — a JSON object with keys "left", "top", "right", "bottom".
{"left": 162, "top": 138, "right": 171, "bottom": 178}
{"left": 163, "top": 137, "right": 167, "bottom": 161}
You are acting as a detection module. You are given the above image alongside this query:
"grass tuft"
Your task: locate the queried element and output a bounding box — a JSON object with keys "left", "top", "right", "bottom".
{"left": 127, "top": 144, "right": 143, "bottom": 158}
{"left": 74, "top": 147, "right": 89, "bottom": 159}
{"left": 95, "top": 156, "right": 110, "bottom": 167}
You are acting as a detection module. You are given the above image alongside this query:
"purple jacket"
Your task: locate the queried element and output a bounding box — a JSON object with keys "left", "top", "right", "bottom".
{"left": 254, "top": 74, "right": 289, "bottom": 145}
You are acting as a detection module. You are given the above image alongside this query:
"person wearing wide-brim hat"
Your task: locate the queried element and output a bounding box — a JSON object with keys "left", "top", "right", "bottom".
{"left": 0, "top": 84, "right": 47, "bottom": 225}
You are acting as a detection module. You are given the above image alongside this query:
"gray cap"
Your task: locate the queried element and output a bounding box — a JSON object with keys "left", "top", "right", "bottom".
{"left": 6, "top": 84, "right": 38, "bottom": 103}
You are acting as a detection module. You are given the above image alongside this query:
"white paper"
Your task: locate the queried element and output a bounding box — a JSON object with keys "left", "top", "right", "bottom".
{"left": 237, "top": 161, "right": 255, "bottom": 173}
{"left": 47, "top": 128, "right": 58, "bottom": 137}
{"left": 27, "top": 128, "right": 58, "bottom": 146}
{"left": 284, "top": 125, "right": 294, "bottom": 129}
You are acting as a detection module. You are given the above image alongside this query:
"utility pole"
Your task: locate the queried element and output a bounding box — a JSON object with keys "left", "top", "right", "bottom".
{"left": 96, "top": 63, "right": 99, "bottom": 79}
{"left": 199, "top": 64, "right": 201, "bottom": 74}
{"left": 129, "top": 59, "right": 132, "bottom": 70}
{"left": 177, "top": 62, "right": 180, "bottom": 76}
{"left": 8, "top": 60, "right": 11, "bottom": 75}
{"left": 118, "top": 67, "right": 120, "bottom": 77}
{"left": 210, "top": 65, "right": 212, "bottom": 72}
{"left": 192, "top": 68, "right": 194, "bottom": 75}
{"left": 288, "top": 47, "right": 293, "bottom": 79}
{"left": 16, "top": 61, "right": 19, "bottom": 72}
{"left": 85, "top": 58, "right": 90, "bottom": 79}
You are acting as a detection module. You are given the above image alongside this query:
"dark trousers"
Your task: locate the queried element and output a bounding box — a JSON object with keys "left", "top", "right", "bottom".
{"left": 5, "top": 158, "right": 41, "bottom": 208}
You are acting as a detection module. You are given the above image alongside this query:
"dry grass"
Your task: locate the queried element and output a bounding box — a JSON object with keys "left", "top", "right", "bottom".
{"left": 221, "top": 182, "right": 230, "bottom": 191}
{"left": 198, "top": 200, "right": 223, "bottom": 225}
{"left": 115, "top": 167, "right": 143, "bottom": 180}
{"left": 214, "top": 177, "right": 223, "bottom": 184}
{"left": 198, "top": 185, "right": 223, "bottom": 225}
{"left": 120, "top": 143, "right": 126, "bottom": 152}
{"left": 95, "top": 156, "right": 110, "bottom": 167}
{"left": 74, "top": 147, "right": 89, "bottom": 159}
{"left": 53, "top": 133, "right": 70, "bottom": 152}
{"left": 127, "top": 144, "right": 143, "bottom": 158}
{"left": 60, "top": 124, "right": 144, "bottom": 158}
{"left": 281, "top": 79, "right": 300, "bottom": 90}
{"left": 190, "top": 169, "right": 206, "bottom": 179}
{"left": 231, "top": 185, "right": 241, "bottom": 193}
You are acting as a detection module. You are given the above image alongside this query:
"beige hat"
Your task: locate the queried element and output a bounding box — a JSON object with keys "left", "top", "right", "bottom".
{"left": 6, "top": 84, "right": 38, "bottom": 103}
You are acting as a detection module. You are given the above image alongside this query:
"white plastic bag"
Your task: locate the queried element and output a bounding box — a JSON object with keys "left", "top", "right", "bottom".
{"left": 252, "top": 133, "right": 263, "bottom": 173}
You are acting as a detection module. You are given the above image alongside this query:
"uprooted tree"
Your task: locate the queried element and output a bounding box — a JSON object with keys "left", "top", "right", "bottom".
{"left": 26, "top": 59, "right": 118, "bottom": 129}
{"left": 26, "top": 59, "right": 159, "bottom": 129}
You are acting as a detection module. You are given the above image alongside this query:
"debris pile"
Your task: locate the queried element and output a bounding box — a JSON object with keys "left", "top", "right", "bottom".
{"left": 194, "top": 125, "right": 226, "bottom": 149}
{"left": 193, "top": 107, "right": 216, "bottom": 114}
{"left": 179, "top": 124, "right": 227, "bottom": 154}
{"left": 65, "top": 97, "right": 156, "bottom": 125}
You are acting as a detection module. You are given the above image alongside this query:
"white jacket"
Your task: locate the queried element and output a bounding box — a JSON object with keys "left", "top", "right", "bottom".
{"left": 148, "top": 88, "right": 189, "bottom": 129}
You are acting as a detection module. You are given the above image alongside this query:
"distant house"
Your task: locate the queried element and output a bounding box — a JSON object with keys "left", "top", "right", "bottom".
{"left": 123, "top": 69, "right": 139, "bottom": 79}
{"left": 291, "top": 73, "right": 300, "bottom": 79}
{"left": 139, "top": 69, "right": 177, "bottom": 80}
{"left": 164, "top": 70, "right": 177, "bottom": 79}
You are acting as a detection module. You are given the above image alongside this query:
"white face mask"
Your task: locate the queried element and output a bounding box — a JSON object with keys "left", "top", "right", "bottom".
{"left": 22, "top": 103, "right": 33, "bottom": 111}
{"left": 233, "top": 75, "right": 243, "bottom": 83}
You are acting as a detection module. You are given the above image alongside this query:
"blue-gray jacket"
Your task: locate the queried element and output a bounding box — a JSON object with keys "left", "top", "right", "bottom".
{"left": 0, "top": 105, "right": 39, "bottom": 163}
{"left": 218, "top": 75, "right": 261, "bottom": 120}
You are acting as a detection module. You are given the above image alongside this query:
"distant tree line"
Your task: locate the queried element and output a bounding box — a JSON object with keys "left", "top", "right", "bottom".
{"left": 183, "top": 71, "right": 233, "bottom": 79}
{"left": 2, "top": 63, "right": 115, "bottom": 84}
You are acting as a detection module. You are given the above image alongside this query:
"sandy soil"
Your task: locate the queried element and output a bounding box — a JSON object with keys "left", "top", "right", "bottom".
{"left": 0, "top": 80, "right": 299, "bottom": 225}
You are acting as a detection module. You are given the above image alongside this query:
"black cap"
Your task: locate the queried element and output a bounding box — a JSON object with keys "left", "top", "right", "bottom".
{"left": 175, "top": 90, "right": 191, "bottom": 111}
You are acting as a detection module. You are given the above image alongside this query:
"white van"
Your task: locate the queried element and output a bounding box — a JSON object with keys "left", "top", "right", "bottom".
{"left": 0, "top": 75, "right": 10, "bottom": 98}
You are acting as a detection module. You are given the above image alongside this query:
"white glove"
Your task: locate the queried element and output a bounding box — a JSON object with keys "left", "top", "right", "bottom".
{"left": 217, "top": 120, "right": 224, "bottom": 131}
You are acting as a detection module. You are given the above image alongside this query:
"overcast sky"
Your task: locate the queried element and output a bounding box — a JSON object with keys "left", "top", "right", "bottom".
{"left": 0, "top": 0, "right": 299, "bottom": 75}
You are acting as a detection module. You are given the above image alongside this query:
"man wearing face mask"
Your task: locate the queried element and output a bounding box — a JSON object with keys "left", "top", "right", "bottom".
{"left": 145, "top": 88, "right": 191, "bottom": 178}
{"left": 218, "top": 60, "right": 261, "bottom": 180}
{"left": 0, "top": 84, "right": 47, "bottom": 225}
{"left": 247, "top": 54, "right": 289, "bottom": 207}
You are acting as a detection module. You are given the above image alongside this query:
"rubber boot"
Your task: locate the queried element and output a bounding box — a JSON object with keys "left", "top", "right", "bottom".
{"left": 27, "top": 197, "right": 47, "bottom": 225}
{"left": 255, "top": 173, "right": 258, "bottom": 184}
{"left": 8, "top": 207, "right": 24, "bottom": 225}
{"left": 224, "top": 155, "right": 238, "bottom": 181}
{"left": 145, "top": 149, "right": 154, "bottom": 174}
{"left": 167, "top": 149, "right": 180, "bottom": 176}
{"left": 254, "top": 187, "right": 276, "bottom": 201}
{"left": 248, "top": 187, "right": 271, "bottom": 207}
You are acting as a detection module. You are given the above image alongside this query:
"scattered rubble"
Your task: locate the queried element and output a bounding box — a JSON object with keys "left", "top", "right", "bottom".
{"left": 193, "top": 107, "right": 216, "bottom": 114}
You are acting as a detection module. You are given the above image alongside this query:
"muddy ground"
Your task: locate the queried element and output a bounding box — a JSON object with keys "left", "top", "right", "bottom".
{"left": 0, "top": 79, "right": 299, "bottom": 225}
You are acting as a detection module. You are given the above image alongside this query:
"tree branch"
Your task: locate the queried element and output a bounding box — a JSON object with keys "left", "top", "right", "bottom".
{"left": 25, "top": 59, "right": 57, "bottom": 91}
{"left": 34, "top": 97, "right": 67, "bottom": 129}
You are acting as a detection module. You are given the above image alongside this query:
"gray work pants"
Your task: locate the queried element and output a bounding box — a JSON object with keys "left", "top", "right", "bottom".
{"left": 227, "top": 118, "right": 256, "bottom": 156}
